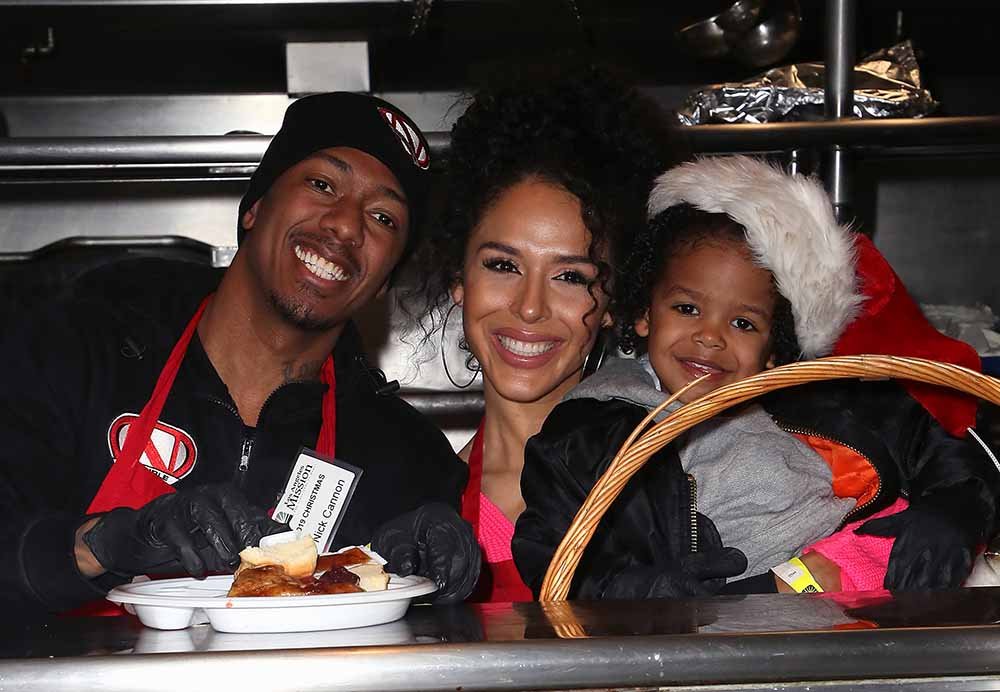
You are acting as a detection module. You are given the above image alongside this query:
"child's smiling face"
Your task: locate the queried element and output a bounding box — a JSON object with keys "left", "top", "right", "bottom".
{"left": 636, "top": 239, "right": 777, "bottom": 403}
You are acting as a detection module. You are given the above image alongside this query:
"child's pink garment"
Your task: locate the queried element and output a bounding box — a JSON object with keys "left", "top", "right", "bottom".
{"left": 803, "top": 498, "right": 908, "bottom": 591}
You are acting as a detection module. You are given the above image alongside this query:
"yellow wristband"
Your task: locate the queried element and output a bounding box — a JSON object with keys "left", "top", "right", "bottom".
{"left": 771, "top": 556, "right": 824, "bottom": 593}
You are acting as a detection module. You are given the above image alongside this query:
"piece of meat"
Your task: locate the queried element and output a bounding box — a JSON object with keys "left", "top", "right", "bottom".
{"left": 227, "top": 564, "right": 362, "bottom": 597}
{"left": 315, "top": 548, "right": 371, "bottom": 574}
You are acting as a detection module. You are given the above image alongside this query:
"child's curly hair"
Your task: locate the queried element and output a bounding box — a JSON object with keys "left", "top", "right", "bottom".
{"left": 410, "top": 63, "right": 683, "bottom": 332}
{"left": 616, "top": 204, "right": 801, "bottom": 366}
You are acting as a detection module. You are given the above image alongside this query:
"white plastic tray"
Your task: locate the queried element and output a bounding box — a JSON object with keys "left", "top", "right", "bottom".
{"left": 107, "top": 574, "right": 436, "bottom": 633}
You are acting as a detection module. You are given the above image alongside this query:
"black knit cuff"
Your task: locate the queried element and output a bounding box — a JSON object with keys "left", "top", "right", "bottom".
{"left": 720, "top": 571, "right": 779, "bottom": 595}
{"left": 20, "top": 515, "right": 125, "bottom": 612}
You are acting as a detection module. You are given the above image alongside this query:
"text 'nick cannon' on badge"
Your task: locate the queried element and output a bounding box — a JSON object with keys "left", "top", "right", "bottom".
{"left": 272, "top": 448, "right": 362, "bottom": 552}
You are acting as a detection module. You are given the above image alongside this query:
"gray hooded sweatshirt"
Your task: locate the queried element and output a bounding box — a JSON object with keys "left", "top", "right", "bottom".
{"left": 565, "top": 356, "right": 856, "bottom": 578}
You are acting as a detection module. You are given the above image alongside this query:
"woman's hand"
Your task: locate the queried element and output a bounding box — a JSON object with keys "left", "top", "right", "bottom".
{"left": 371, "top": 503, "right": 481, "bottom": 604}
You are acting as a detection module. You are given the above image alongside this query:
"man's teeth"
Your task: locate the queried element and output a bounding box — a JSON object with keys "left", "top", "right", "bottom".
{"left": 294, "top": 245, "right": 349, "bottom": 281}
{"left": 498, "top": 335, "right": 556, "bottom": 357}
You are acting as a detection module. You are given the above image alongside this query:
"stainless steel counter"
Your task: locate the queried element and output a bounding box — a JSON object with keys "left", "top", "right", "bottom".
{"left": 3, "top": 589, "right": 1000, "bottom": 691}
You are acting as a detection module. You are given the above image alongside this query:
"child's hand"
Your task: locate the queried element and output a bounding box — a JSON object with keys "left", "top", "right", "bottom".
{"left": 855, "top": 505, "right": 976, "bottom": 590}
{"left": 774, "top": 552, "right": 843, "bottom": 593}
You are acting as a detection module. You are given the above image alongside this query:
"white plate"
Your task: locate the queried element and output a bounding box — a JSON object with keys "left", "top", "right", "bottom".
{"left": 107, "top": 574, "right": 436, "bottom": 633}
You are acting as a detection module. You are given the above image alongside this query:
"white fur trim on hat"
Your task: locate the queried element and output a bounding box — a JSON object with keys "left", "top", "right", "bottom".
{"left": 648, "top": 156, "right": 865, "bottom": 359}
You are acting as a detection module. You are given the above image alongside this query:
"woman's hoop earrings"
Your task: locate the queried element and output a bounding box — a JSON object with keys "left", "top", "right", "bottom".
{"left": 441, "top": 302, "right": 481, "bottom": 389}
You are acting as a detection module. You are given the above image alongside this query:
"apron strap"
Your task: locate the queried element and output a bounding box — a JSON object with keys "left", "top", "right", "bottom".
{"left": 86, "top": 295, "right": 212, "bottom": 514}
{"left": 460, "top": 418, "right": 485, "bottom": 535}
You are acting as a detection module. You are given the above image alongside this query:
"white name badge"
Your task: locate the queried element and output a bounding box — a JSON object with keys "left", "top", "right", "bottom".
{"left": 272, "top": 447, "right": 362, "bottom": 553}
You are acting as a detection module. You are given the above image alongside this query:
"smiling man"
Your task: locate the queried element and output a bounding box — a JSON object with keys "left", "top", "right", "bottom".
{"left": 0, "top": 93, "right": 479, "bottom": 614}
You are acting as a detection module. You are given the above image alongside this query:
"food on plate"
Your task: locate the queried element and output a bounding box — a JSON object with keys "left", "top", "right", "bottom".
{"left": 228, "top": 564, "right": 362, "bottom": 597}
{"left": 348, "top": 562, "right": 391, "bottom": 592}
{"left": 227, "top": 533, "right": 390, "bottom": 597}
{"left": 235, "top": 531, "right": 317, "bottom": 578}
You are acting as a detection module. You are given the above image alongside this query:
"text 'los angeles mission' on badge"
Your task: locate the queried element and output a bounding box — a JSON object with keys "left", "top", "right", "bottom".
{"left": 272, "top": 448, "right": 361, "bottom": 552}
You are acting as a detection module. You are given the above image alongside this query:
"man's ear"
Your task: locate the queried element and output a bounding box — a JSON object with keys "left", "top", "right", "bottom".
{"left": 634, "top": 311, "right": 651, "bottom": 338}
{"left": 241, "top": 201, "right": 261, "bottom": 233}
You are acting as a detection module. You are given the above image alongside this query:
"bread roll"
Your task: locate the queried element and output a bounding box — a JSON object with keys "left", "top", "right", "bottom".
{"left": 347, "top": 563, "right": 390, "bottom": 592}
{"left": 236, "top": 532, "right": 317, "bottom": 578}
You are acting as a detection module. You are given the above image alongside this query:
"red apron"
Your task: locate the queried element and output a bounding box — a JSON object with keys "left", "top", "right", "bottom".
{"left": 74, "top": 294, "right": 337, "bottom": 614}
{"left": 460, "top": 419, "right": 533, "bottom": 603}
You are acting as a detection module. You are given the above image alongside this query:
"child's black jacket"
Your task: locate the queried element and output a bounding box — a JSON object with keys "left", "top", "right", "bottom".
{"left": 513, "top": 379, "right": 998, "bottom": 598}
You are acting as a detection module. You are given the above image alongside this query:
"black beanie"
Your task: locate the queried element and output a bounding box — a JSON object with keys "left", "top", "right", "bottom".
{"left": 237, "top": 92, "right": 431, "bottom": 248}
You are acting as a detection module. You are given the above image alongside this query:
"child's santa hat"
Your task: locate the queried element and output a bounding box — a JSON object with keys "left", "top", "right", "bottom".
{"left": 647, "top": 156, "right": 865, "bottom": 360}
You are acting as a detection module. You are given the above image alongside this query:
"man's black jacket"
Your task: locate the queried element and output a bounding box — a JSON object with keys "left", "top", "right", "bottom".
{"left": 513, "top": 379, "right": 999, "bottom": 599}
{"left": 0, "top": 259, "right": 467, "bottom": 612}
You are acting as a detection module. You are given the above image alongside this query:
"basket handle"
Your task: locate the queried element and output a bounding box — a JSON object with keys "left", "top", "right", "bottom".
{"left": 539, "top": 355, "right": 1000, "bottom": 601}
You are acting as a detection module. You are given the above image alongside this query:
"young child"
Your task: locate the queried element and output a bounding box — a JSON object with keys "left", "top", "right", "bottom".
{"left": 513, "top": 156, "right": 997, "bottom": 598}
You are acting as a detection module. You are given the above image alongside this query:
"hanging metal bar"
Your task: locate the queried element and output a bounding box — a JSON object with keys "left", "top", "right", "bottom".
{"left": 823, "top": 0, "right": 857, "bottom": 223}
{"left": 3, "top": 122, "right": 1000, "bottom": 181}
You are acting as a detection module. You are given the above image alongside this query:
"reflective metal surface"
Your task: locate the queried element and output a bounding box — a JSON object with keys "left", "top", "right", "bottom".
{"left": 2, "top": 590, "right": 1000, "bottom": 691}
{"left": 678, "top": 42, "right": 936, "bottom": 126}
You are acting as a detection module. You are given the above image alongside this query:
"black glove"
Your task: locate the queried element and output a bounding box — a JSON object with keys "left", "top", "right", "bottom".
{"left": 855, "top": 503, "right": 979, "bottom": 591}
{"left": 83, "top": 484, "right": 286, "bottom": 579}
{"left": 371, "top": 502, "right": 481, "bottom": 604}
{"left": 605, "top": 512, "right": 747, "bottom": 599}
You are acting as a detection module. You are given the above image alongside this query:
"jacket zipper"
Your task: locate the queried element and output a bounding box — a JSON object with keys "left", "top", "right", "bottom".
{"left": 208, "top": 396, "right": 257, "bottom": 484}
{"left": 239, "top": 435, "right": 254, "bottom": 473}
{"left": 776, "top": 421, "right": 883, "bottom": 528}
{"left": 209, "top": 380, "right": 317, "bottom": 483}
{"left": 687, "top": 473, "right": 698, "bottom": 553}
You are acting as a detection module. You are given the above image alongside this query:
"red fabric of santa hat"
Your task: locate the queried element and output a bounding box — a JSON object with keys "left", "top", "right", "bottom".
{"left": 834, "top": 233, "right": 982, "bottom": 437}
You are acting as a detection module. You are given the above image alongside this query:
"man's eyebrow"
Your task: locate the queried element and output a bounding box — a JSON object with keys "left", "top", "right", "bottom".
{"left": 310, "top": 153, "right": 407, "bottom": 206}
{"left": 376, "top": 184, "right": 407, "bottom": 206}
{"left": 312, "top": 152, "right": 352, "bottom": 173}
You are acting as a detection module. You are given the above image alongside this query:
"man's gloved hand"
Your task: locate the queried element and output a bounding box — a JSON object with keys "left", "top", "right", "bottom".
{"left": 371, "top": 502, "right": 481, "bottom": 604}
{"left": 856, "top": 501, "right": 981, "bottom": 591}
{"left": 83, "top": 484, "right": 286, "bottom": 579}
{"left": 605, "top": 513, "right": 747, "bottom": 599}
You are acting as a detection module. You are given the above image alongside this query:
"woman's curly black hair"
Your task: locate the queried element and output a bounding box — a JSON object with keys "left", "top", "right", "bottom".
{"left": 616, "top": 204, "right": 802, "bottom": 366}
{"left": 408, "top": 63, "right": 683, "bottom": 337}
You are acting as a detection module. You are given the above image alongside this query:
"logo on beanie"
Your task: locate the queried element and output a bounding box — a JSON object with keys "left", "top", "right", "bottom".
{"left": 107, "top": 413, "right": 198, "bottom": 485}
{"left": 378, "top": 107, "right": 430, "bottom": 171}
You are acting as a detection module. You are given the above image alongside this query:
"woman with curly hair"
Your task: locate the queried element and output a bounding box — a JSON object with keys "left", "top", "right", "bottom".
{"left": 414, "top": 65, "right": 680, "bottom": 601}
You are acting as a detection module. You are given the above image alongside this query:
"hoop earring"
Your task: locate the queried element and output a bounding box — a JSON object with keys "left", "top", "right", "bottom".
{"left": 441, "top": 302, "right": 480, "bottom": 389}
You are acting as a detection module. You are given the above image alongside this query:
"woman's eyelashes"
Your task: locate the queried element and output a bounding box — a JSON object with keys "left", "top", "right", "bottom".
{"left": 482, "top": 257, "right": 519, "bottom": 274}
{"left": 553, "top": 269, "right": 591, "bottom": 286}
{"left": 481, "top": 258, "right": 593, "bottom": 287}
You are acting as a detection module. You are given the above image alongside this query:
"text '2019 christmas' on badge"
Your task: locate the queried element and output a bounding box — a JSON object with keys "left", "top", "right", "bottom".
{"left": 272, "top": 448, "right": 362, "bottom": 552}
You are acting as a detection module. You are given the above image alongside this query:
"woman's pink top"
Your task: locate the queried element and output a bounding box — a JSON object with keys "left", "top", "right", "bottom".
{"left": 478, "top": 493, "right": 516, "bottom": 562}
{"left": 804, "top": 498, "right": 906, "bottom": 591}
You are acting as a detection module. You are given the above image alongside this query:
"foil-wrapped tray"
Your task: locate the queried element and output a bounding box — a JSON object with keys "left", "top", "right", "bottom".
{"left": 678, "top": 41, "right": 936, "bottom": 125}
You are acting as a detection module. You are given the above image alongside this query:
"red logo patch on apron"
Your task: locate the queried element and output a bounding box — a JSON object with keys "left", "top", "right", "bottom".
{"left": 107, "top": 413, "right": 198, "bottom": 485}
{"left": 378, "top": 106, "right": 430, "bottom": 170}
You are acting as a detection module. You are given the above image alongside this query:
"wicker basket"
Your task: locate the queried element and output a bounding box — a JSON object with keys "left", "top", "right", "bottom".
{"left": 539, "top": 355, "right": 1000, "bottom": 601}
